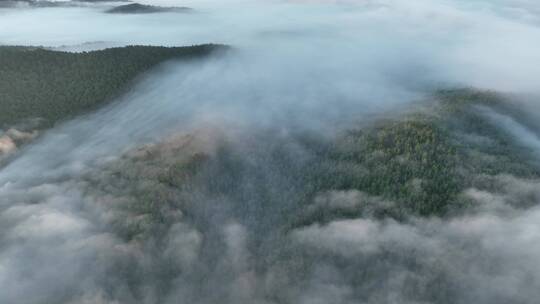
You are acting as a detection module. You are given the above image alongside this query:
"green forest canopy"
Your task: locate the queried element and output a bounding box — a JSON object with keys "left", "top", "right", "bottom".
{"left": 87, "top": 88, "right": 540, "bottom": 243}
{"left": 0, "top": 44, "right": 224, "bottom": 128}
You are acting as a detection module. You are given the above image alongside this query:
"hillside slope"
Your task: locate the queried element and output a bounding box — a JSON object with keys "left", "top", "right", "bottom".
{"left": 0, "top": 44, "right": 224, "bottom": 128}
{"left": 87, "top": 89, "right": 540, "bottom": 241}
{"left": 59, "top": 88, "right": 540, "bottom": 303}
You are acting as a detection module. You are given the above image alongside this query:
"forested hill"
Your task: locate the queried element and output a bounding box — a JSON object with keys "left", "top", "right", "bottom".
{"left": 85, "top": 89, "right": 540, "bottom": 247}
{"left": 106, "top": 3, "right": 192, "bottom": 14}
{"left": 0, "top": 44, "right": 225, "bottom": 128}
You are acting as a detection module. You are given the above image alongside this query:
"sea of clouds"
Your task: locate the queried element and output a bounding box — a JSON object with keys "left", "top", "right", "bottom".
{"left": 1, "top": 1, "right": 540, "bottom": 303}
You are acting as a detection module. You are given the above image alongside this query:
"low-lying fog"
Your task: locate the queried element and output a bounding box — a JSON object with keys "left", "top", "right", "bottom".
{"left": 2, "top": 0, "right": 540, "bottom": 92}
{"left": 2, "top": 1, "right": 540, "bottom": 303}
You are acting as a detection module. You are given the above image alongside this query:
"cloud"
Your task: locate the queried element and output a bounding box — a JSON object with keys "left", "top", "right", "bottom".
{"left": 292, "top": 203, "right": 540, "bottom": 303}
{"left": 1, "top": 0, "right": 540, "bottom": 303}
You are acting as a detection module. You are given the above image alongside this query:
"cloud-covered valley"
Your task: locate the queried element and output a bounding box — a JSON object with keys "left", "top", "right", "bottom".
{"left": 1, "top": 1, "right": 540, "bottom": 303}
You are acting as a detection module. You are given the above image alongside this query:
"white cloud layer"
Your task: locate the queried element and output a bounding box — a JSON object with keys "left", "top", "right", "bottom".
{"left": 1, "top": 0, "right": 540, "bottom": 303}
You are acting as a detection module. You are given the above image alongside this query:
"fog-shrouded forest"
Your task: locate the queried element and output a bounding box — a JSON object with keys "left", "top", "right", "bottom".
{"left": 0, "top": 45, "right": 223, "bottom": 127}
{"left": 2, "top": 1, "right": 540, "bottom": 304}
